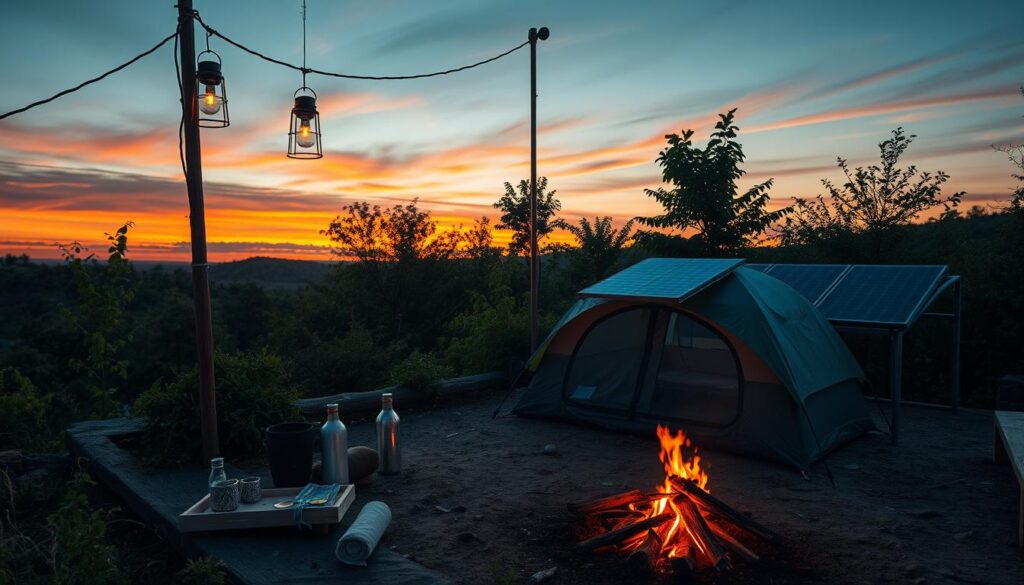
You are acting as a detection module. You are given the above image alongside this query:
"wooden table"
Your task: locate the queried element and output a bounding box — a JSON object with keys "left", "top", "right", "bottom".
{"left": 994, "top": 410, "right": 1024, "bottom": 549}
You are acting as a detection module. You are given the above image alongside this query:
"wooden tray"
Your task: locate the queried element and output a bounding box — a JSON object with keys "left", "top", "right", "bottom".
{"left": 178, "top": 485, "right": 355, "bottom": 532}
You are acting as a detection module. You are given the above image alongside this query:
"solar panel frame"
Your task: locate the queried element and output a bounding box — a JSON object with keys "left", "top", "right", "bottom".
{"left": 764, "top": 264, "right": 851, "bottom": 305}
{"left": 578, "top": 258, "right": 745, "bottom": 302}
{"left": 816, "top": 264, "right": 948, "bottom": 328}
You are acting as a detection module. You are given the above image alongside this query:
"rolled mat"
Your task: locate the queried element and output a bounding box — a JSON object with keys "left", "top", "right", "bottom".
{"left": 335, "top": 501, "right": 392, "bottom": 566}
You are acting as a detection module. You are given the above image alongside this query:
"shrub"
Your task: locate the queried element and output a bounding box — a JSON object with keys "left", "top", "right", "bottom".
{"left": 133, "top": 350, "right": 301, "bottom": 465}
{"left": 442, "top": 293, "right": 534, "bottom": 375}
{"left": 174, "top": 557, "right": 227, "bottom": 585}
{"left": 0, "top": 368, "right": 54, "bottom": 452}
{"left": 390, "top": 351, "right": 453, "bottom": 392}
{"left": 46, "top": 473, "right": 126, "bottom": 585}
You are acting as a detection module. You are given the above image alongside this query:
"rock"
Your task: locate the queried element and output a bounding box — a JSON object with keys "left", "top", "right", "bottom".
{"left": 457, "top": 532, "right": 481, "bottom": 543}
{"left": 473, "top": 514, "right": 484, "bottom": 521}
{"left": 312, "top": 446, "right": 379, "bottom": 484}
{"left": 541, "top": 444, "right": 557, "bottom": 455}
{"left": 435, "top": 505, "right": 451, "bottom": 513}
{"left": 531, "top": 566, "right": 557, "bottom": 583}
{"left": 953, "top": 530, "right": 973, "bottom": 542}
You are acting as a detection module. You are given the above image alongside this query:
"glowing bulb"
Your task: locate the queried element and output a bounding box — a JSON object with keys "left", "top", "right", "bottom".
{"left": 296, "top": 119, "right": 316, "bottom": 148}
{"left": 199, "top": 85, "right": 220, "bottom": 115}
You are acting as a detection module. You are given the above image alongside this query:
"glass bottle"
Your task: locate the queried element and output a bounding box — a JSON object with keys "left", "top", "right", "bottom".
{"left": 376, "top": 393, "right": 401, "bottom": 475}
{"left": 209, "top": 457, "right": 227, "bottom": 491}
{"left": 321, "top": 403, "right": 349, "bottom": 484}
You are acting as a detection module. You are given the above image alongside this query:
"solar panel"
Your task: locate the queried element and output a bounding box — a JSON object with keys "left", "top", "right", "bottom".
{"left": 743, "top": 264, "right": 773, "bottom": 273}
{"left": 817, "top": 265, "right": 947, "bottom": 327}
{"left": 579, "top": 258, "right": 744, "bottom": 301}
{"left": 764, "top": 264, "right": 849, "bottom": 304}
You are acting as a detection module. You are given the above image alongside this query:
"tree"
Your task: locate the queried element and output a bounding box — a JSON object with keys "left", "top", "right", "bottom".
{"left": 993, "top": 86, "right": 1024, "bottom": 214}
{"left": 635, "top": 109, "right": 790, "bottom": 255}
{"left": 321, "top": 199, "right": 466, "bottom": 343}
{"left": 558, "top": 216, "right": 635, "bottom": 287}
{"left": 493, "top": 177, "right": 562, "bottom": 257}
{"left": 780, "top": 128, "right": 963, "bottom": 259}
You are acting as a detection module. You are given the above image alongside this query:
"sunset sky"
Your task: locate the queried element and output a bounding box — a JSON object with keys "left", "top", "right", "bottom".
{"left": 1, "top": 0, "right": 1022, "bottom": 262}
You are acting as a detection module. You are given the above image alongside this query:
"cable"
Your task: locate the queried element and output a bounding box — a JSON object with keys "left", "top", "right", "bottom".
{"left": 0, "top": 31, "right": 178, "bottom": 121}
{"left": 173, "top": 20, "right": 188, "bottom": 183}
{"left": 192, "top": 12, "right": 529, "bottom": 81}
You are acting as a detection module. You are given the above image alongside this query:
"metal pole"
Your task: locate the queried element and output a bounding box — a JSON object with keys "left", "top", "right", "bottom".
{"left": 178, "top": 0, "right": 219, "bottom": 463}
{"left": 528, "top": 26, "right": 548, "bottom": 352}
{"left": 890, "top": 331, "right": 903, "bottom": 445}
{"left": 951, "top": 277, "right": 961, "bottom": 412}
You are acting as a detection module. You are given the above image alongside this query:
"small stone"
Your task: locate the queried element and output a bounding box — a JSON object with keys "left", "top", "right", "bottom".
{"left": 531, "top": 566, "right": 557, "bottom": 583}
{"left": 434, "top": 505, "right": 451, "bottom": 513}
{"left": 842, "top": 463, "right": 860, "bottom": 470}
{"left": 457, "top": 532, "right": 481, "bottom": 543}
{"left": 473, "top": 514, "right": 484, "bottom": 521}
{"left": 901, "top": 561, "right": 926, "bottom": 578}
{"left": 541, "top": 444, "right": 557, "bottom": 455}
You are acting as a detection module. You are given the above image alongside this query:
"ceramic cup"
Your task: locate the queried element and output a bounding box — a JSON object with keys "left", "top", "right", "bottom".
{"left": 210, "top": 478, "right": 240, "bottom": 512}
{"left": 240, "top": 476, "right": 261, "bottom": 504}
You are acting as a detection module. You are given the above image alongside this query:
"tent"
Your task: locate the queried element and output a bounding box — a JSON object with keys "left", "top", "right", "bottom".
{"left": 513, "top": 258, "right": 875, "bottom": 470}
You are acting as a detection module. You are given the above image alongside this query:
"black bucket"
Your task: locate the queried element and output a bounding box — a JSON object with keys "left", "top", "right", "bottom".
{"left": 265, "top": 422, "right": 317, "bottom": 488}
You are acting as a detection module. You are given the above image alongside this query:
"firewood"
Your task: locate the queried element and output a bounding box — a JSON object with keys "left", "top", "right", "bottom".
{"left": 670, "top": 542, "right": 697, "bottom": 577}
{"left": 670, "top": 478, "right": 782, "bottom": 544}
{"left": 708, "top": 523, "right": 760, "bottom": 563}
{"left": 575, "top": 513, "right": 673, "bottom": 552}
{"left": 625, "top": 529, "right": 662, "bottom": 574}
{"left": 568, "top": 489, "right": 646, "bottom": 516}
{"left": 676, "top": 497, "right": 731, "bottom": 572}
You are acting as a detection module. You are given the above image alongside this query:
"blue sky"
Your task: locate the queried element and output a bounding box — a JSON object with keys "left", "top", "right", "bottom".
{"left": 1, "top": 0, "right": 1021, "bottom": 260}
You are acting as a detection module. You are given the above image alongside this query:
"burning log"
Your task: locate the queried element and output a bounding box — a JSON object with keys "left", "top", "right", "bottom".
{"left": 708, "top": 523, "right": 760, "bottom": 563}
{"left": 670, "top": 477, "right": 782, "bottom": 544}
{"left": 669, "top": 542, "right": 697, "bottom": 577}
{"left": 568, "top": 489, "right": 648, "bottom": 516}
{"left": 676, "top": 497, "right": 731, "bottom": 572}
{"left": 625, "top": 529, "right": 662, "bottom": 574}
{"left": 575, "top": 513, "right": 673, "bottom": 552}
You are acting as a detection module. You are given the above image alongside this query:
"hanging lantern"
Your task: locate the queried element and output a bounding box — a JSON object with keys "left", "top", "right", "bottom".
{"left": 194, "top": 50, "right": 229, "bottom": 128}
{"left": 287, "top": 87, "right": 322, "bottom": 159}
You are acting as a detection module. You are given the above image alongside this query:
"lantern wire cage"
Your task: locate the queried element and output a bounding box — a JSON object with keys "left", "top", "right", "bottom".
{"left": 287, "top": 0, "right": 322, "bottom": 159}
{"left": 194, "top": 30, "right": 229, "bottom": 128}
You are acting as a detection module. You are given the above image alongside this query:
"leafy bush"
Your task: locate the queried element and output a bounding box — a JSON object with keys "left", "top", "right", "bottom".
{"left": 47, "top": 473, "right": 126, "bottom": 585}
{"left": 174, "top": 557, "right": 227, "bottom": 585}
{"left": 0, "top": 368, "right": 54, "bottom": 452}
{"left": 390, "top": 351, "right": 453, "bottom": 392}
{"left": 442, "top": 293, "right": 534, "bottom": 375}
{"left": 133, "top": 350, "right": 301, "bottom": 465}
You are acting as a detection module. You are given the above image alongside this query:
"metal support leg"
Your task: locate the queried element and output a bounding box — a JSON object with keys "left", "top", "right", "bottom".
{"left": 890, "top": 331, "right": 904, "bottom": 445}
{"left": 951, "top": 277, "right": 961, "bottom": 412}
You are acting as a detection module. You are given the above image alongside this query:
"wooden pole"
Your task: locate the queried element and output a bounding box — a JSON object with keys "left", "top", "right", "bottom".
{"left": 177, "top": 0, "right": 219, "bottom": 463}
{"left": 527, "top": 26, "right": 548, "bottom": 352}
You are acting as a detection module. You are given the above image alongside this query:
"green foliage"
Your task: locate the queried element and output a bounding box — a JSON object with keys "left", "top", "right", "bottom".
{"left": 1, "top": 470, "right": 127, "bottom": 585}
{"left": 133, "top": 350, "right": 301, "bottom": 465}
{"left": 443, "top": 292, "right": 534, "bottom": 375}
{"left": 174, "top": 557, "right": 227, "bottom": 585}
{"left": 493, "top": 177, "right": 562, "bottom": 257}
{"left": 0, "top": 368, "right": 54, "bottom": 452}
{"left": 287, "top": 324, "right": 396, "bottom": 396}
{"left": 556, "top": 216, "right": 635, "bottom": 289}
{"left": 780, "top": 128, "right": 963, "bottom": 260}
{"left": 390, "top": 351, "right": 453, "bottom": 392}
{"left": 636, "top": 109, "right": 790, "bottom": 255}
{"left": 56, "top": 222, "right": 137, "bottom": 419}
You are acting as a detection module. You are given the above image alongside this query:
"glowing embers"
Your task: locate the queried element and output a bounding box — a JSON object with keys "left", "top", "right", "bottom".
{"left": 571, "top": 425, "right": 780, "bottom": 575}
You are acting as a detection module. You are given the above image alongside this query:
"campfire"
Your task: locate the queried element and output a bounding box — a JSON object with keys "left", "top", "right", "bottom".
{"left": 571, "top": 426, "right": 780, "bottom": 576}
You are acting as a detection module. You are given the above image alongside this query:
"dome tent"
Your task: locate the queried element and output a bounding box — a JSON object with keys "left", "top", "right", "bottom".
{"left": 513, "top": 258, "right": 875, "bottom": 470}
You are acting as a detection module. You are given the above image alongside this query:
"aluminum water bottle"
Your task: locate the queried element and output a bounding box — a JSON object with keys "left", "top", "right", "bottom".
{"left": 376, "top": 393, "right": 401, "bottom": 475}
{"left": 321, "top": 404, "right": 349, "bottom": 484}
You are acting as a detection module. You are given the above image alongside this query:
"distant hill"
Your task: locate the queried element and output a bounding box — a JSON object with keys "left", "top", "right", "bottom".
{"left": 206, "top": 257, "right": 334, "bottom": 286}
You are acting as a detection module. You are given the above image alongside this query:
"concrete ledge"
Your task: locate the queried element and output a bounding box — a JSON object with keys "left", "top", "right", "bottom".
{"left": 294, "top": 371, "right": 506, "bottom": 416}
{"left": 67, "top": 419, "right": 449, "bottom": 585}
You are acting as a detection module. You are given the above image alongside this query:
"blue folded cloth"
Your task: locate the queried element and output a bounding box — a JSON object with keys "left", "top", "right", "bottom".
{"left": 292, "top": 483, "right": 341, "bottom": 527}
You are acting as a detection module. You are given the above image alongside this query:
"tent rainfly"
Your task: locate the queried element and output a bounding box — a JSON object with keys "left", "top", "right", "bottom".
{"left": 513, "top": 258, "right": 875, "bottom": 470}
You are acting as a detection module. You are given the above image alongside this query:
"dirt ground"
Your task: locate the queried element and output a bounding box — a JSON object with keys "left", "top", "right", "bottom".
{"left": 338, "top": 392, "right": 1022, "bottom": 585}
